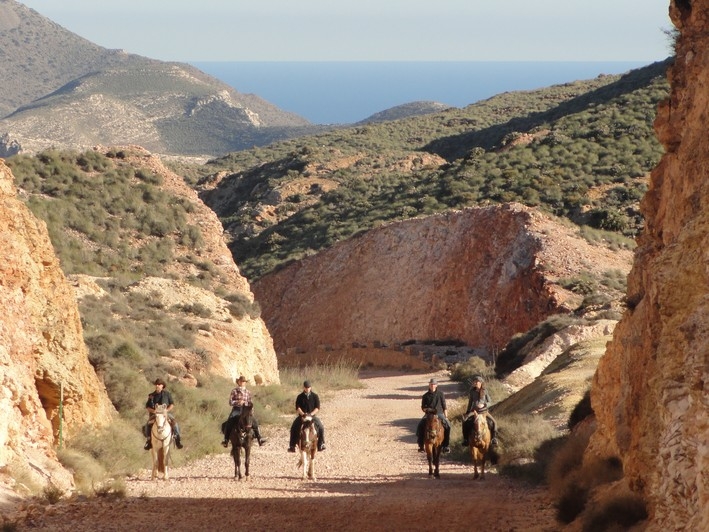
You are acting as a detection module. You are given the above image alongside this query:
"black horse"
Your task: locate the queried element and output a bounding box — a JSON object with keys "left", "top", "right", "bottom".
{"left": 229, "top": 402, "right": 254, "bottom": 480}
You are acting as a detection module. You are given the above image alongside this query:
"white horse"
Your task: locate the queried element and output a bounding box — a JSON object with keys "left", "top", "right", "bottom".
{"left": 151, "top": 404, "right": 173, "bottom": 480}
{"left": 296, "top": 414, "right": 318, "bottom": 480}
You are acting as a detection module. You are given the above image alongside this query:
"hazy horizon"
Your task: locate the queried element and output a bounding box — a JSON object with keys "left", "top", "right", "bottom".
{"left": 193, "top": 60, "right": 655, "bottom": 124}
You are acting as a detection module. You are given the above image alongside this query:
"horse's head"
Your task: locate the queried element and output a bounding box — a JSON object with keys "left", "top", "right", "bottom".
{"left": 154, "top": 404, "right": 168, "bottom": 427}
{"left": 238, "top": 402, "right": 254, "bottom": 430}
{"left": 472, "top": 411, "right": 490, "bottom": 446}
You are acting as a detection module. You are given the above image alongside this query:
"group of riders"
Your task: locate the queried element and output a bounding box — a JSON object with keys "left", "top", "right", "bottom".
{"left": 143, "top": 377, "right": 326, "bottom": 453}
{"left": 415, "top": 375, "right": 498, "bottom": 454}
{"left": 143, "top": 374, "right": 496, "bottom": 455}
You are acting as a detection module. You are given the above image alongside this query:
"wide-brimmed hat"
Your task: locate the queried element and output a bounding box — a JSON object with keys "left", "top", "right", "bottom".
{"left": 236, "top": 375, "right": 246, "bottom": 383}
{"left": 153, "top": 378, "right": 166, "bottom": 386}
{"left": 429, "top": 378, "right": 438, "bottom": 385}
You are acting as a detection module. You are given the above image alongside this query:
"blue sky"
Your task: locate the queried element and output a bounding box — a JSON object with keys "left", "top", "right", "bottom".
{"left": 20, "top": 0, "right": 673, "bottom": 62}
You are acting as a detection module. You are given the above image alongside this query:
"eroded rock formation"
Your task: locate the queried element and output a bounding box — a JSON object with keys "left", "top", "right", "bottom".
{"left": 253, "top": 203, "right": 631, "bottom": 355}
{"left": 587, "top": 2, "right": 708, "bottom": 529}
{"left": 0, "top": 160, "right": 114, "bottom": 491}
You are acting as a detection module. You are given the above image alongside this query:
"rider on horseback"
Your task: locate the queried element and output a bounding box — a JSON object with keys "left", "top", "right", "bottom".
{"left": 221, "top": 375, "right": 267, "bottom": 447}
{"left": 462, "top": 375, "right": 498, "bottom": 446}
{"left": 144, "top": 378, "right": 183, "bottom": 450}
{"left": 416, "top": 378, "right": 451, "bottom": 453}
{"left": 288, "top": 380, "right": 326, "bottom": 452}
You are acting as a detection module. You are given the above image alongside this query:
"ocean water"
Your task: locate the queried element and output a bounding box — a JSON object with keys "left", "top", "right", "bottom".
{"left": 191, "top": 61, "right": 652, "bottom": 125}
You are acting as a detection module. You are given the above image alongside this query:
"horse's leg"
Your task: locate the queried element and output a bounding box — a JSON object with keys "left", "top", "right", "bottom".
{"left": 244, "top": 443, "right": 250, "bottom": 480}
{"left": 434, "top": 447, "right": 441, "bottom": 478}
{"left": 151, "top": 447, "right": 157, "bottom": 480}
{"left": 301, "top": 449, "right": 308, "bottom": 480}
{"left": 236, "top": 447, "right": 242, "bottom": 480}
{"left": 163, "top": 447, "right": 169, "bottom": 480}
{"left": 309, "top": 448, "right": 316, "bottom": 480}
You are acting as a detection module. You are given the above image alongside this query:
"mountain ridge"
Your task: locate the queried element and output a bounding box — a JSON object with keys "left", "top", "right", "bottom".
{"left": 0, "top": 0, "right": 326, "bottom": 157}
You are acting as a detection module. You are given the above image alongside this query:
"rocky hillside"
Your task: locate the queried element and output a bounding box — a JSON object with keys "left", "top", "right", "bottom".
{"left": 584, "top": 1, "right": 708, "bottom": 530}
{"left": 0, "top": 160, "right": 115, "bottom": 494}
{"left": 253, "top": 203, "right": 632, "bottom": 355}
{"left": 0, "top": 0, "right": 324, "bottom": 157}
{"left": 198, "top": 61, "right": 668, "bottom": 281}
{"left": 1, "top": 147, "right": 280, "bottom": 497}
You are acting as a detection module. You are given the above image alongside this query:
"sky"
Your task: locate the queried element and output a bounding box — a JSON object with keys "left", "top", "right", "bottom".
{"left": 19, "top": 0, "right": 673, "bottom": 63}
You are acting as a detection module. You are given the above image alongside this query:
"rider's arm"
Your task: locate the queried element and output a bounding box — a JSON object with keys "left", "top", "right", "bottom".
{"left": 145, "top": 394, "right": 155, "bottom": 414}
{"left": 296, "top": 394, "right": 305, "bottom": 416}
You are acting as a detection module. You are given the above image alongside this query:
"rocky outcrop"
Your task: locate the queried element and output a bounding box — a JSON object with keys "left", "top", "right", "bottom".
{"left": 586, "top": 2, "right": 708, "bottom": 530}
{"left": 502, "top": 319, "right": 617, "bottom": 392}
{"left": 76, "top": 147, "right": 280, "bottom": 387}
{"left": 253, "top": 203, "right": 632, "bottom": 355}
{"left": 0, "top": 160, "right": 114, "bottom": 491}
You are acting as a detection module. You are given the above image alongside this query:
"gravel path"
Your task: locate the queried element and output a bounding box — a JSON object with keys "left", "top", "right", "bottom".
{"left": 17, "top": 369, "right": 560, "bottom": 531}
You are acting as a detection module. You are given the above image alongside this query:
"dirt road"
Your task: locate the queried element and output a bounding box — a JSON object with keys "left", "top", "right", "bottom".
{"left": 17, "top": 370, "right": 560, "bottom": 531}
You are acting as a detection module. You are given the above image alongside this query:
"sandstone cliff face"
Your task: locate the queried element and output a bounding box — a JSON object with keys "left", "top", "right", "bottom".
{"left": 0, "top": 160, "right": 114, "bottom": 490}
{"left": 587, "top": 2, "right": 708, "bottom": 530}
{"left": 253, "top": 203, "right": 631, "bottom": 355}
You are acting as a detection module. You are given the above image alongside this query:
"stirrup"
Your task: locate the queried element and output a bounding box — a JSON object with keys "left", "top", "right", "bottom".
{"left": 144, "top": 441, "right": 152, "bottom": 450}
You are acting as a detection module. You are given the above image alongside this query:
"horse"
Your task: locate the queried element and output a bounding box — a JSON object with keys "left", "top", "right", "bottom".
{"left": 229, "top": 402, "right": 254, "bottom": 480}
{"left": 468, "top": 409, "right": 491, "bottom": 479}
{"left": 423, "top": 408, "right": 444, "bottom": 478}
{"left": 150, "top": 404, "right": 173, "bottom": 480}
{"left": 296, "top": 414, "right": 318, "bottom": 480}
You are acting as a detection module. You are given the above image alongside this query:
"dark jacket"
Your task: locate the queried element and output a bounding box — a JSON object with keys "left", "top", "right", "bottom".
{"left": 421, "top": 389, "right": 447, "bottom": 415}
{"left": 146, "top": 389, "right": 174, "bottom": 410}
{"left": 296, "top": 391, "right": 321, "bottom": 414}
{"left": 466, "top": 387, "right": 492, "bottom": 413}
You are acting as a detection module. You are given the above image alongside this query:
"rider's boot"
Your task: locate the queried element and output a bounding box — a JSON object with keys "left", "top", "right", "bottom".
{"left": 174, "top": 434, "right": 183, "bottom": 449}
{"left": 254, "top": 429, "right": 267, "bottom": 446}
{"left": 144, "top": 439, "right": 152, "bottom": 451}
{"left": 442, "top": 428, "right": 451, "bottom": 453}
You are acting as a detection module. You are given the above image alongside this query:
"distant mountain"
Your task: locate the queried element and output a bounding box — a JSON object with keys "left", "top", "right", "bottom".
{"left": 0, "top": 0, "right": 326, "bottom": 157}
{"left": 357, "top": 101, "right": 453, "bottom": 124}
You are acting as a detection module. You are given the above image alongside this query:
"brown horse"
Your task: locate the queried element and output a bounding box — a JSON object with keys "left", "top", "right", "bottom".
{"left": 229, "top": 402, "right": 254, "bottom": 480}
{"left": 424, "top": 408, "right": 444, "bottom": 478}
{"left": 296, "top": 414, "right": 318, "bottom": 480}
{"left": 468, "top": 410, "right": 491, "bottom": 479}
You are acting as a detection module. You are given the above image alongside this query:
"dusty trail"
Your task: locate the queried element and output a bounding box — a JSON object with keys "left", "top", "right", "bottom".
{"left": 17, "top": 369, "right": 559, "bottom": 531}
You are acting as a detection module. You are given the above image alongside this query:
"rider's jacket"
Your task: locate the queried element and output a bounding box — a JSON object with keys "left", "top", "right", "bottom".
{"left": 146, "top": 389, "right": 174, "bottom": 410}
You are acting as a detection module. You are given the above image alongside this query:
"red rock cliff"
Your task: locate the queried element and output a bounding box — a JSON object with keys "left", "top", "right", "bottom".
{"left": 0, "top": 160, "right": 115, "bottom": 489}
{"left": 587, "top": 2, "right": 708, "bottom": 529}
{"left": 253, "top": 203, "right": 631, "bottom": 354}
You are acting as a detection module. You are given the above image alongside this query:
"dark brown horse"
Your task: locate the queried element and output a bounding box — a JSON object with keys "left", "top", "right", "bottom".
{"left": 424, "top": 408, "right": 444, "bottom": 478}
{"left": 468, "top": 410, "right": 491, "bottom": 479}
{"left": 229, "top": 402, "right": 254, "bottom": 480}
{"left": 296, "top": 414, "right": 318, "bottom": 480}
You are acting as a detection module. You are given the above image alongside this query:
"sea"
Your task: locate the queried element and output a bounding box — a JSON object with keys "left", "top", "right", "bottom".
{"left": 191, "top": 61, "right": 654, "bottom": 125}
